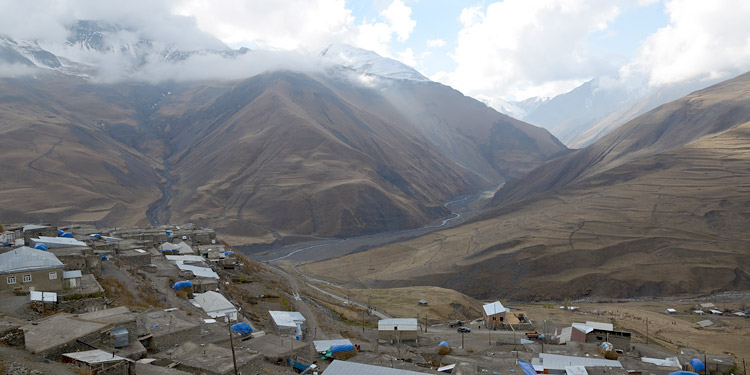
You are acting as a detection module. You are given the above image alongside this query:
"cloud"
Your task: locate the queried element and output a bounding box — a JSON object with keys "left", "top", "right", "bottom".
{"left": 622, "top": 0, "right": 750, "bottom": 86}
{"left": 380, "top": 0, "right": 416, "bottom": 42}
{"left": 427, "top": 39, "right": 446, "bottom": 48}
{"left": 436, "top": 0, "right": 623, "bottom": 100}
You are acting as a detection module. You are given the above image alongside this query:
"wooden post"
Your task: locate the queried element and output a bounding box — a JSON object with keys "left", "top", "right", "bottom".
{"left": 227, "top": 317, "right": 238, "bottom": 375}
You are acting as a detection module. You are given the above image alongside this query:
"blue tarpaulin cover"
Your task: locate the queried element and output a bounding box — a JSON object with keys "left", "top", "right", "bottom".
{"left": 224, "top": 251, "right": 234, "bottom": 255}
{"left": 2, "top": 242, "right": 13, "bottom": 246}
{"left": 518, "top": 361, "right": 537, "bottom": 375}
{"left": 57, "top": 229, "right": 64, "bottom": 235}
{"left": 689, "top": 359, "right": 706, "bottom": 372}
{"left": 172, "top": 281, "right": 191, "bottom": 290}
{"left": 160, "top": 249, "right": 174, "bottom": 254}
{"left": 34, "top": 243, "right": 48, "bottom": 250}
{"left": 670, "top": 372, "right": 700, "bottom": 375}
{"left": 60, "top": 232, "right": 74, "bottom": 238}
{"left": 331, "top": 344, "right": 354, "bottom": 353}
{"left": 100, "top": 254, "right": 108, "bottom": 260}
{"left": 89, "top": 234, "right": 102, "bottom": 238}
{"left": 437, "top": 341, "right": 450, "bottom": 349}
{"left": 231, "top": 322, "right": 253, "bottom": 335}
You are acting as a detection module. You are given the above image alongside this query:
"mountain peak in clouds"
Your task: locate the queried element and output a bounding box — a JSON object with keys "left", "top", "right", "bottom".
{"left": 320, "top": 43, "right": 428, "bottom": 82}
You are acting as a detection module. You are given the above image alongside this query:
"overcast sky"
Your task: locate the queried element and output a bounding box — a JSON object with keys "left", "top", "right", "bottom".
{"left": 2, "top": 0, "right": 750, "bottom": 101}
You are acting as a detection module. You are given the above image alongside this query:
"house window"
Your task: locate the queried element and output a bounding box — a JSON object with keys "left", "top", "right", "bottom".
{"left": 49, "top": 272, "right": 57, "bottom": 280}
{"left": 6, "top": 276, "right": 16, "bottom": 284}
{"left": 22, "top": 274, "right": 32, "bottom": 283}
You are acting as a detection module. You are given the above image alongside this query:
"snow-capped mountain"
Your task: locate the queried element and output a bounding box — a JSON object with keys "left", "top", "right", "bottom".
{"left": 320, "top": 44, "right": 428, "bottom": 82}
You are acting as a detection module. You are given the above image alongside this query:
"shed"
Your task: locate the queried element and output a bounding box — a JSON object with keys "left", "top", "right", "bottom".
{"left": 63, "top": 270, "right": 83, "bottom": 289}
{"left": 62, "top": 349, "right": 131, "bottom": 375}
{"left": 192, "top": 291, "right": 237, "bottom": 320}
{"left": 111, "top": 327, "right": 129, "bottom": 348}
{"left": 378, "top": 318, "right": 418, "bottom": 343}
{"left": 418, "top": 299, "right": 428, "bottom": 306}
{"left": 666, "top": 308, "right": 677, "bottom": 314}
{"left": 313, "top": 339, "right": 353, "bottom": 354}
{"left": 269, "top": 310, "right": 306, "bottom": 339}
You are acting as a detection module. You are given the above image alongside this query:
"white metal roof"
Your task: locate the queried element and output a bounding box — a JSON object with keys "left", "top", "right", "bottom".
{"left": 558, "top": 326, "right": 573, "bottom": 344}
{"left": 483, "top": 301, "right": 508, "bottom": 316}
{"left": 33, "top": 236, "right": 88, "bottom": 248}
{"left": 269, "top": 311, "right": 306, "bottom": 328}
{"left": 63, "top": 270, "right": 82, "bottom": 279}
{"left": 565, "top": 366, "right": 588, "bottom": 375}
{"left": 63, "top": 349, "right": 127, "bottom": 364}
{"left": 193, "top": 291, "right": 236, "bottom": 316}
{"left": 536, "top": 353, "right": 622, "bottom": 371}
{"left": 160, "top": 241, "right": 194, "bottom": 254}
{"left": 313, "top": 339, "right": 353, "bottom": 353}
{"left": 642, "top": 357, "right": 681, "bottom": 368}
{"left": 0, "top": 247, "right": 64, "bottom": 274}
{"left": 166, "top": 255, "right": 206, "bottom": 263}
{"left": 701, "top": 303, "right": 716, "bottom": 309}
{"left": 323, "top": 360, "right": 427, "bottom": 375}
{"left": 23, "top": 224, "right": 50, "bottom": 231}
{"left": 571, "top": 323, "right": 594, "bottom": 334}
{"left": 696, "top": 320, "right": 713, "bottom": 327}
{"left": 666, "top": 308, "right": 677, "bottom": 313}
{"left": 378, "top": 318, "right": 418, "bottom": 331}
{"left": 585, "top": 321, "right": 614, "bottom": 331}
{"left": 176, "top": 264, "right": 219, "bottom": 279}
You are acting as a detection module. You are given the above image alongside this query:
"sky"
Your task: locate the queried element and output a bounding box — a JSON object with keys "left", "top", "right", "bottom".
{"left": 2, "top": 0, "right": 750, "bottom": 102}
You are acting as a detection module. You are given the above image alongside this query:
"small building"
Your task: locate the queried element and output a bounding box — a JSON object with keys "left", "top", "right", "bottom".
{"left": 22, "top": 224, "right": 58, "bottom": 245}
{"left": 62, "top": 349, "right": 132, "bottom": 375}
{"left": 418, "top": 299, "right": 428, "bottom": 306}
{"left": 0, "top": 246, "right": 64, "bottom": 292}
{"left": 324, "top": 360, "right": 427, "bottom": 375}
{"left": 378, "top": 318, "right": 418, "bottom": 343}
{"left": 160, "top": 241, "right": 194, "bottom": 254}
{"left": 138, "top": 310, "right": 201, "bottom": 352}
{"left": 531, "top": 353, "right": 622, "bottom": 375}
{"left": 665, "top": 308, "right": 677, "bottom": 314}
{"left": 31, "top": 236, "right": 88, "bottom": 248}
{"left": 483, "top": 301, "right": 509, "bottom": 326}
{"left": 63, "top": 270, "right": 83, "bottom": 289}
{"left": 560, "top": 322, "right": 631, "bottom": 351}
{"left": 192, "top": 291, "right": 238, "bottom": 320}
{"left": 269, "top": 310, "right": 306, "bottom": 339}
{"left": 313, "top": 339, "right": 354, "bottom": 354}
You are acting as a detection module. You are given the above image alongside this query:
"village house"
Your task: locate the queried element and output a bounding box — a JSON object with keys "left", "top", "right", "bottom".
{"left": 483, "top": 301, "right": 510, "bottom": 327}
{"left": 62, "top": 349, "right": 133, "bottom": 375}
{"left": 559, "top": 321, "right": 632, "bottom": 350}
{"left": 0, "top": 246, "right": 64, "bottom": 292}
{"left": 377, "top": 318, "right": 418, "bottom": 343}
{"left": 269, "top": 310, "right": 306, "bottom": 339}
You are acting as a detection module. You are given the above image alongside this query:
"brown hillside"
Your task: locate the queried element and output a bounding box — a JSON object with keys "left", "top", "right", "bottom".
{"left": 302, "top": 72, "right": 750, "bottom": 299}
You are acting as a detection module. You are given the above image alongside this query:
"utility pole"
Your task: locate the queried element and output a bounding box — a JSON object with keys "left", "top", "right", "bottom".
{"left": 227, "top": 317, "right": 238, "bottom": 375}
{"left": 461, "top": 331, "right": 465, "bottom": 349}
{"left": 646, "top": 317, "right": 649, "bottom": 345}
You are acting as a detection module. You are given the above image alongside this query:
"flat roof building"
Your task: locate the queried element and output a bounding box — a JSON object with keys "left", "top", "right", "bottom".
{"left": 378, "top": 318, "right": 418, "bottom": 343}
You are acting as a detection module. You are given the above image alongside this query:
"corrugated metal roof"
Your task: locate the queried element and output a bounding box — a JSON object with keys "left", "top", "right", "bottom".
{"left": 585, "top": 321, "right": 614, "bottom": 331}
{"left": 323, "top": 360, "right": 427, "bottom": 375}
{"left": 63, "top": 349, "right": 127, "bottom": 364}
{"left": 32, "top": 236, "right": 87, "bottom": 248}
{"left": 269, "top": 311, "right": 306, "bottom": 328}
{"left": 176, "top": 264, "right": 219, "bottom": 279}
{"left": 63, "top": 270, "right": 82, "bottom": 279}
{"left": 565, "top": 366, "right": 588, "bottom": 375}
{"left": 571, "top": 323, "right": 594, "bottom": 334}
{"left": 0, "top": 247, "right": 64, "bottom": 274}
{"left": 537, "top": 353, "right": 622, "bottom": 371}
{"left": 193, "top": 291, "right": 236, "bottom": 315}
{"left": 378, "top": 318, "right": 418, "bottom": 331}
{"left": 23, "top": 224, "right": 50, "bottom": 231}
{"left": 483, "top": 301, "right": 509, "bottom": 316}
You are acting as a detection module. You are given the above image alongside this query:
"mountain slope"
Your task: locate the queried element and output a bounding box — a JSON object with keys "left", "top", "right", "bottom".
{"left": 301, "top": 71, "right": 750, "bottom": 299}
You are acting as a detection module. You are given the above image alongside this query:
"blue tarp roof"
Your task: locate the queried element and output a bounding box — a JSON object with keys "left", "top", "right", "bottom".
{"left": 437, "top": 341, "right": 450, "bottom": 349}
{"left": 331, "top": 344, "right": 354, "bottom": 353}
{"left": 518, "top": 361, "right": 537, "bottom": 375}
{"left": 689, "top": 359, "right": 705, "bottom": 372}
{"left": 60, "top": 232, "right": 74, "bottom": 238}
{"left": 231, "top": 322, "right": 253, "bottom": 335}
{"left": 670, "top": 372, "right": 700, "bottom": 375}
{"left": 34, "top": 243, "right": 48, "bottom": 251}
{"left": 224, "top": 251, "right": 234, "bottom": 255}
{"left": 89, "top": 234, "right": 102, "bottom": 238}
{"left": 172, "top": 281, "right": 191, "bottom": 290}
{"left": 57, "top": 229, "right": 64, "bottom": 235}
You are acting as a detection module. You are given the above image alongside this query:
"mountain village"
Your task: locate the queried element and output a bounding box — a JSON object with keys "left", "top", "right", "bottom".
{"left": 0, "top": 223, "right": 747, "bottom": 375}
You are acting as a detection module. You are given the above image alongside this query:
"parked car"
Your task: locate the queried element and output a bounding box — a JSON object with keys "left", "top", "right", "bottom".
{"left": 457, "top": 327, "right": 471, "bottom": 333}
